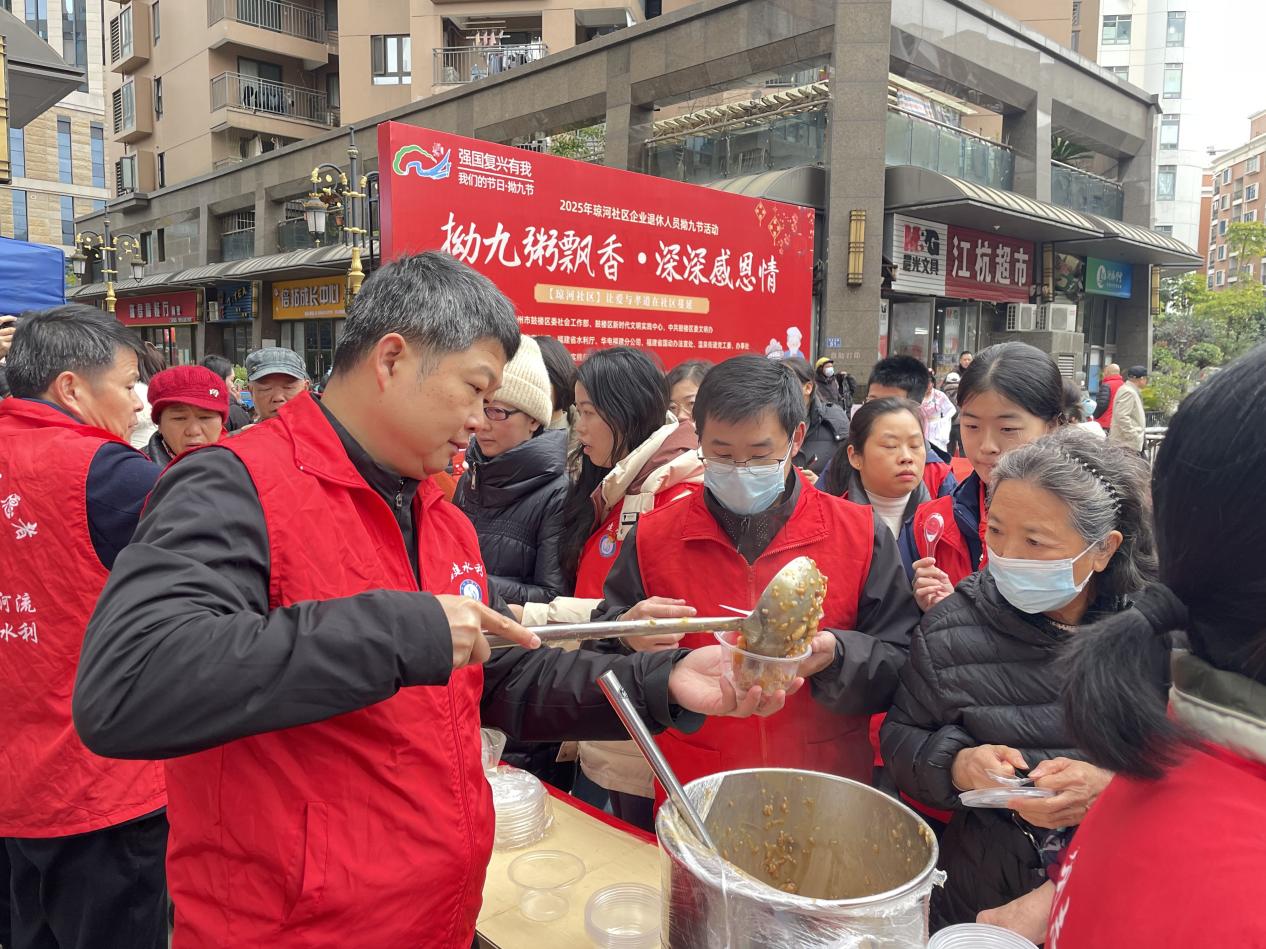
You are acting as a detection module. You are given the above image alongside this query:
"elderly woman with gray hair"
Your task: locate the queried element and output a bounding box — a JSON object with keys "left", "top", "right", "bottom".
{"left": 880, "top": 428, "right": 1164, "bottom": 938}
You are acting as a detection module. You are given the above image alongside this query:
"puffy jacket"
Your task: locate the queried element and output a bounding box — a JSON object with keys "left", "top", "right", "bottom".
{"left": 1093, "top": 374, "right": 1124, "bottom": 429}
{"left": 881, "top": 572, "right": 1146, "bottom": 929}
{"left": 453, "top": 428, "right": 570, "bottom": 604}
{"left": 795, "top": 397, "right": 848, "bottom": 475}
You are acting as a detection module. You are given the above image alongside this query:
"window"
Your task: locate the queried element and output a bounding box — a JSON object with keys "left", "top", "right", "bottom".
{"left": 116, "top": 155, "right": 138, "bottom": 195}
{"left": 1101, "top": 14, "right": 1131, "bottom": 45}
{"left": 11, "top": 190, "right": 27, "bottom": 241}
{"left": 371, "top": 35, "right": 411, "bottom": 85}
{"left": 8, "top": 127, "right": 24, "bottom": 178}
{"left": 141, "top": 231, "right": 155, "bottom": 263}
{"left": 1070, "top": 30, "right": 1080, "bottom": 52}
{"left": 1249, "top": 210, "right": 1260, "bottom": 223}
{"left": 113, "top": 83, "right": 136, "bottom": 134}
{"left": 1155, "top": 224, "right": 1173, "bottom": 236}
{"left": 92, "top": 199, "right": 105, "bottom": 212}
{"left": 1208, "top": 274, "right": 1214, "bottom": 289}
{"left": 1219, "top": 244, "right": 1227, "bottom": 259}
{"left": 152, "top": 0, "right": 160, "bottom": 41}
{"left": 1248, "top": 183, "right": 1260, "bottom": 202}
{"left": 60, "top": 196, "right": 76, "bottom": 246}
{"left": 157, "top": 152, "right": 166, "bottom": 188}
{"left": 1223, "top": 168, "right": 1233, "bottom": 185}
{"left": 1221, "top": 194, "right": 1230, "bottom": 210}
{"left": 1160, "top": 115, "right": 1180, "bottom": 149}
{"left": 25, "top": 0, "right": 47, "bottom": 41}
{"left": 57, "top": 117, "right": 73, "bottom": 184}
{"left": 62, "top": 0, "right": 89, "bottom": 91}
{"left": 157, "top": 228, "right": 166, "bottom": 262}
{"left": 1209, "top": 249, "right": 1216, "bottom": 265}
{"left": 1219, "top": 219, "right": 1228, "bottom": 236}
{"left": 326, "top": 72, "right": 340, "bottom": 108}
{"left": 1249, "top": 156, "right": 1262, "bottom": 174}
{"left": 1216, "top": 270, "right": 1225, "bottom": 286}
{"left": 1157, "top": 165, "right": 1177, "bottom": 201}
{"left": 1167, "top": 11, "right": 1186, "bottom": 47}
{"left": 1163, "top": 63, "right": 1183, "bottom": 99}
{"left": 90, "top": 123, "right": 105, "bottom": 187}
{"left": 154, "top": 77, "right": 164, "bottom": 118}
{"left": 1072, "top": 0, "right": 1081, "bottom": 27}
{"left": 1109, "top": 65, "right": 1129, "bottom": 81}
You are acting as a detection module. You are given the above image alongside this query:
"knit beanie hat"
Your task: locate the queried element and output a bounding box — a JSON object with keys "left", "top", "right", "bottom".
{"left": 495, "top": 334, "right": 553, "bottom": 428}
{"left": 147, "top": 365, "right": 231, "bottom": 424}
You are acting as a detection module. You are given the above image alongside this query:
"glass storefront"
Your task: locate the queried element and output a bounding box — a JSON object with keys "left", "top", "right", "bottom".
{"left": 221, "top": 323, "right": 253, "bottom": 368}
{"left": 139, "top": 325, "right": 195, "bottom": 366}
{"left": 277, "top": 318, "right": 345, "bottom": 382}
{"left": 883, "top": 297, "right": 986, "bottom": 373}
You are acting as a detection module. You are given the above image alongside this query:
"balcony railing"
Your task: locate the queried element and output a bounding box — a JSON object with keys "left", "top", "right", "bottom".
{"left": 221, "top": 227, "right": 256, "bottom": 262}
{"left": 1051, "top": 160, "right": 1125, "bottom": 220}
{"left": 885, "top": 108, "right": 1014, "bottom": 191}
{"left": 208, "top": 0, "right": 325, "bottom": 42}
{"left": 210, "top": 72, "right": 334, "bottom": 127}
{"left": 432, "top": 43, "right": 548, "bottom": 86}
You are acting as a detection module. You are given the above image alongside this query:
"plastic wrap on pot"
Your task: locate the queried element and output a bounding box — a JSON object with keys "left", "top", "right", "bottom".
{"left": 657, "top": 768, "right": 945, "bottom": 949}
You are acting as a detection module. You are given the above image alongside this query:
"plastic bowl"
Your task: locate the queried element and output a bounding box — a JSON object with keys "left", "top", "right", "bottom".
{"left": 928, "top": 923, "right": 1040, "bottom": 948}
{"left": 481, "top": 727, "right": 508, "bottom": 773}
{"left": 714, "top": 630, "right": 810, "bottom": 694}
{"left": 507, "top": 850, "right": 586, "bottom": 922}
{"left": 585, "top": 883, "right": 661, "bottom": 948}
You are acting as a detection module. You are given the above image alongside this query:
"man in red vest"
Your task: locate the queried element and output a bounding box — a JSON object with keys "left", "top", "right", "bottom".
{"left": 1093, "top": 363, "right": 1125, "bottom": 431}
{"left": 596, "top": 354, "right": 922, "bottom": 794}
{"left": 0, "top": 306, "right": 169, "bottom": 949}
{"left": 73, "top": 253, "right": 796, "bottom": 949}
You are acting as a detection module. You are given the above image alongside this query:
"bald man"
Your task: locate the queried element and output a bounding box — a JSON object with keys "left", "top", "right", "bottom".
{"left": 1094, "top": 363, "right": 1125, "bottom": 432}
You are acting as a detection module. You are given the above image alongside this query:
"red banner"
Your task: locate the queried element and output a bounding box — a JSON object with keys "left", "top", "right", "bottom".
{"left": 945, "top": 225, "right": 1034, "bottom": 304}
{"left": 379, "top": 122, "right": 816, "bottom": 367}
{"left": 116, "top": 290, "right": 200, "bottom": 326}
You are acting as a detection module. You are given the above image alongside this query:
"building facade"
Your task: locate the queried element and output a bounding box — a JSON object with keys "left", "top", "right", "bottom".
{"left": 0, "top": 0, "right": 108, "bottom": 255}
{"left": 1206, "top": 109, "right": 1266, "bottom": 291}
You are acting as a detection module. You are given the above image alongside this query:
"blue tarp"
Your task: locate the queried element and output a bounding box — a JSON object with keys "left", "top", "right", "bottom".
{"left": 0, "top": 237, "right": 66, "bottom": 314}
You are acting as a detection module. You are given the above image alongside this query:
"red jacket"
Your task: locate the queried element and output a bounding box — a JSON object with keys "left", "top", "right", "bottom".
{"left": 1095, "top": 374, "right": 1125, "bottom": 430}
{"left": 635, "top": 478, "right": 876, "bottom": 794}
{"left": 164, "top": 394, "right": 492, "bottom": 948}
{"left": 907, "top": 473, "right": 988, "bottom": 588}
{"left": 575, "top": 486, "right": 700, "bottom": 598}
{"left": 0, "top": 399, "right": 167, "bottom": 837}
{"left": 1048, "top": 743, "right": 1266, "bottom": 948}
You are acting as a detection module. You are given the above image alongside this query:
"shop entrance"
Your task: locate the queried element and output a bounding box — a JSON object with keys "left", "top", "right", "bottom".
{"left": 139, "top": 325, "right": 195, "bottom": 366}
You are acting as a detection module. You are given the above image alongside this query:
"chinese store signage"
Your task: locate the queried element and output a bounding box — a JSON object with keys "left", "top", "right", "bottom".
{"left": 116, "top": 290, "right": 200, "bottom": 326}
{"left": 271, "top": 276, "right": 346, "bottom": 320}
{"left": 217, "top": 281, "right": 256, "bottom": 322}
{"left": 888, "top": 214, "right": 1034, "bottom": 304}
{"left": 1085, "top": 256, "right": 1132, "bottom": 298}
{"left": 379, "top": 122, "right": 816, "bottom": 367}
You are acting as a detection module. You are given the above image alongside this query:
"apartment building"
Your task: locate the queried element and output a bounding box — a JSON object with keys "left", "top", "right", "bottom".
{"left": 1206, "top": 109, "right": 1266, "bottom": 291}
{"left": 103, "top": 0, "right": 642, "bottom": 194}
{"left": 987, "top": 0, "right": 1101, "bottom": 59}
{"left": 0, "top": 0, "right": 109, "bottom": 254}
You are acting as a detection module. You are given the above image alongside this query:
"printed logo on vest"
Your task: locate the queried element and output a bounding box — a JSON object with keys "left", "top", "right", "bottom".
{"left": 459, "top": 578, "right": 483, "bottom": 601}
{"left": 599, "top": 534, "right": 617, "bottom": 557}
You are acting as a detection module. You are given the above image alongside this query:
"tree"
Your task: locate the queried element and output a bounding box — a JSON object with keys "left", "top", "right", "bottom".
{"left": 1051, "top": 136, "right": 1092, "bottom": 165}
{"left": 548, "top": 124, "right": 606, "bottom": 163}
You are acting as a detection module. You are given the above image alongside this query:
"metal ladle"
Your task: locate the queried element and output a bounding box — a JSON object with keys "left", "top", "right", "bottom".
{"left": 485, "top": 556, "right": 827, "bottom": 654}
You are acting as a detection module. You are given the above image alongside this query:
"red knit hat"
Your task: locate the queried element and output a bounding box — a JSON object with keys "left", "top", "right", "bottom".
{"left": 147, "top": 365, "right": 230, "bottom": 424}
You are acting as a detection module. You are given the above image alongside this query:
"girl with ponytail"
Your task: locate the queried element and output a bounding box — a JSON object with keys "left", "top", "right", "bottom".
{"left": 1047, "top": 344, "right": 1266, "bottom": 947}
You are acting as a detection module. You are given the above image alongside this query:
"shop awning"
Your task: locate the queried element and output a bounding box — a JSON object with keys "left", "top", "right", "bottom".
{"left": 705, "top": 165, "right": 826, "bottom": 210}
{"left": 67, "top": 272, "right": 181, "bottom": 299}
{"left": 1057, "top": 214, "right": 1201, "bottom": 268}
{"left": 1, "top": 9, "right": 86, "bottom": 127}
{"left": 885, "top": 166, "right": 1102, "bottom": 242}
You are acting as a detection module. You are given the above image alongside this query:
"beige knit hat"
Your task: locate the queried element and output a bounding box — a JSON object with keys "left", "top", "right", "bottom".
{"left": 494, "top": 334, "right": 553, "bottom": 428}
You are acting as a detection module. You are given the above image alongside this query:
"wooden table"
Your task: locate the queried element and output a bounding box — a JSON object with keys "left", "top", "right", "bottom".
{"left": 476, "top": 788, "right": 662, "bottom": 948}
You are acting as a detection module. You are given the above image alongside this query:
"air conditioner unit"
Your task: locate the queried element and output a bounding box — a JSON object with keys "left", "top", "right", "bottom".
{"left": 1040, "top": 303, "right": 1078, "bottom": 333}
{"left": 1005, "top": 303, "right": 1038, "bottom": 332}
{"left": 207, "top": 301, "right": 221, "bottom": 322}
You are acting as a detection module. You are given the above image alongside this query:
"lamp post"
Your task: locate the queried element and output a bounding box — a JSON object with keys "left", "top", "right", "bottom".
{"left": 306, "top": 127, "right": 380, "bottom": 301}
{"left": 71, "top": 218, "right": 146, "bottom": 315}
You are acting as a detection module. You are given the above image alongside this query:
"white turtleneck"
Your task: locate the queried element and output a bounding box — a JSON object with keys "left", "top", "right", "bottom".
{"left": 868, "top": 491, "right": 912, "bottom": 538}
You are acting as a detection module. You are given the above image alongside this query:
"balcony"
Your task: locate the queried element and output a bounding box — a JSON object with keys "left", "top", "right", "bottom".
{"left": 112, "top": 80, "right": 153, "bottom": 143}
{"left": 1050, "top": 160, "right": 1125, "bottom": 220}
{"left": 209, "top": 72, "right": 336, "bottom": 136}
{"left": 432, "top": 43, "right": 548, "bottom": 87}
{"left": 885, "top": 109, "right": 1014, "bottom": 191}
{"left": 208, "top": 0, "right": 329, "bottom": 67}
{"left": 221, "top": 228, "right": 256, "bottom": 262}
{"left": 109, "top": 3, "right": 151, "bottom": 74}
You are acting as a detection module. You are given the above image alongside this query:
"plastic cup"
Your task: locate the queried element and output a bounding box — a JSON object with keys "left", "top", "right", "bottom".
{"left": 585, "top": 883, "right": 661, "bottom": 948}
{"left": 928, "top": 923, "right": 1040, "bottom": 948}
{"left": 507, "top": 850, "right": 586, "bottom": 922}
{"left": 481, "top": 727, "right": 507, "bottom": 773}
{"left": 714, "top": 630, "right": 811, "bottom": 695}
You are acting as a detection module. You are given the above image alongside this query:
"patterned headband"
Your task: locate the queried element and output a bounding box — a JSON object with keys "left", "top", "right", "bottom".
{"left": 1059, "top": 448, "right": 1123, "bottom": 515}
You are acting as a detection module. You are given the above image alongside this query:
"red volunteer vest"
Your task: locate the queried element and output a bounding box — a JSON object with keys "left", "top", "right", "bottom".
{"left": 635, "top": 478, "right": 876, "bottom": 795}
{"left": 163, "top": 394, "right": 492, "bottom": 949}
{"left": 1096, "top": 375, "right": 1124, "bottom": 431}
{"left": 923, "top": 459, "right": 953, "bottom": 498}
{"left": 574, "top": 484, "right": 701, "bottom": 599}
{"left": 0, "top": 399, "right": 167, "bottom": 837}
{"left": 910, "top": 478, "right": 989, "bottom": 590}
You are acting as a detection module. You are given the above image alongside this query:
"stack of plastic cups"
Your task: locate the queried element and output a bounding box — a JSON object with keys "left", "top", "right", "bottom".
{"left": 488, "top": 765, "right": 554, "bottom": 851}
{"left": 928, "top": 924, "right": 1040, "bottom": 949}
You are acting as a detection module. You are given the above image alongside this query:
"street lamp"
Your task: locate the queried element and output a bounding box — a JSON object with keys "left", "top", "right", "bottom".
{"left": 74, "top": 219, "right": 146, "bottom": 314}
{"left": 307, "top": 127, "right": 380, "bottom": 300}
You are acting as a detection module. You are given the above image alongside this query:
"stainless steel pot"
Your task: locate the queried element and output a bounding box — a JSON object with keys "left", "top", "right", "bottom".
{"left": 657, "top": 768, "right": 943, "bottom": 948}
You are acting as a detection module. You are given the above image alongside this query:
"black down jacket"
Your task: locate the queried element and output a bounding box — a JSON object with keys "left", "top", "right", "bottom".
{"left": 880, "top": 572, "right": 1147, "bottom": 929}
{"left": 794, "top": 397, "right": 849, "bottom": 476}
{"left": 453, "top": 427, "right": 571, "bottom": 605}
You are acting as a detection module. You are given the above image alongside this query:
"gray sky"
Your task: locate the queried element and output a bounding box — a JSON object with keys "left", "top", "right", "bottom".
{"left": 1182, "top": 2, "right": 1266, "bottom": 157}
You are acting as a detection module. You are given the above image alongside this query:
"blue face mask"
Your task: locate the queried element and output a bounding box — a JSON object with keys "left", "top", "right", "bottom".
{"left": 987, "top": 542, "right": 1099, "bottom": 614}
{"left": 704, "top": 443, "right": 793, "bottom": 516}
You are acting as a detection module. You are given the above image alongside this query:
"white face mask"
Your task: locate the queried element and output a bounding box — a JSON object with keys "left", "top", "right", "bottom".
{"left": 987, "top": 542, "right": 1100, "bottom": 614}
{"left": 823, "top": 366, "right": 836, "bottom": 378}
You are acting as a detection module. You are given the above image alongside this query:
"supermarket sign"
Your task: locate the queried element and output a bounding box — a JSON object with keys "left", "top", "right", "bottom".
{"left": 888, "top": 213, "right": 1035, "bottom": 304}
{"left": 379, "top": 122, "right": 816, "bottom": 367}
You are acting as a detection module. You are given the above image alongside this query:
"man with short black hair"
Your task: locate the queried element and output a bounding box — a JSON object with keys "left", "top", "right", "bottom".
{"left": 853, "top": 355, "right": 956, "bottom": 497}
{"left": 74, "top": 253, "right": 792, "bottom": 948}
{"left": 595, "top": 353, "right": 921, "bottom": 796}
{"left": 244, "top": 346, "right": 309, "bottom": 421}
{"left": 1109, "top": 365, "right": 1149, "bottom": 455}
{"left": 200, "top": 353, "right": 252, "bottom": 431}
{"left": 0, "top": 305, "right": 168, "bottom": 949}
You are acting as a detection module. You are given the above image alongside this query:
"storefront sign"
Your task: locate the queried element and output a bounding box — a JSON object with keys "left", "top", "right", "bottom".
{"left": 218, "top": 282, "right": 256, "bottom": 322}
{"left": 1085, "top": 256, "right": 1132, "bottom": 298}
{"left": 379, "top": 122, "right": 815, "bottom": 368}
{"left": 271, "top": 276, "right": 346, "bottom": 320}
{"left": 116, "top": 290, "right": 200, "bottom": 326}
{"left": 888, "top": 214, "right": 1034, "bottom": 304}
{"left": 1054, "top": 253, "right": 1086, "bottom": 299}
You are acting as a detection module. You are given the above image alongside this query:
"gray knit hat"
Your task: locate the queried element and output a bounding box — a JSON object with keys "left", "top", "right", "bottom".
{"left": 494, "top": 334, "right": 553, "bottom": 427}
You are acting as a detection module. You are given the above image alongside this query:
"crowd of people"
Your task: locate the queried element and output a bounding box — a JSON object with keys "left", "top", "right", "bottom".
{"left": 0, "top": 252, "right": 1263, "bottom": 948}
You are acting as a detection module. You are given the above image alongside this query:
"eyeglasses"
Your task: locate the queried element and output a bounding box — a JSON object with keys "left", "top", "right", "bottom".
{"left": 698, "top": 441, "right": 794, "bottom": 472}
{"left": 483, "top": 405, "right": 524, "bottom": 421}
